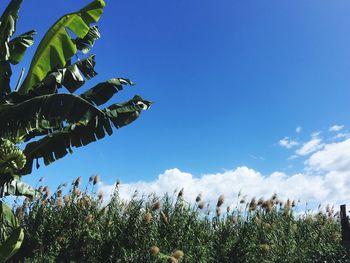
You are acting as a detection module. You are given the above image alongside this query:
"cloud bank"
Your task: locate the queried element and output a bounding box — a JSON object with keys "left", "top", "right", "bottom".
{"left": 99, "top": 127, "right": 350, "bottom": 208}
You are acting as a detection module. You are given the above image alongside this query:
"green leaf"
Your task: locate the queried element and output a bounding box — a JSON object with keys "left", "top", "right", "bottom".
{"left": 74, "top": 25, "right": 101, "bottom": 54}
{"left": 80, "top": 78, "right": 135, "bottom": 106}
{"left": 0, "top": 0, "right": 22, "bottom": 61}
{"left": 0, "top": 179, "right": 38, "bottom": 198}
{"left": 0, "top": 62, "right": 12, "bottom": 94}
{"left": 0, "top": 93, "right": 105, "bottom": 143}
{"left": 8, "top": 30, "right": 36, "bottom": 65}
{"left": 33, "top": 55, "right": 97, "bottom": 95}
{"left": 0, "top": 227, "right": 24, "bottom": 263}
{"left": 0, "top": 203, "right": 18, "bottom": 234}
{"left": 106, "top": 95, "right": 152, "bottom": 128}
{"left": 19, "top": 0, "right": 105, "bottom": 94}
{"left": 0, "top": 203, "right": 23, "bottom": 262}
{"left": 19, "top": 95, "right": 151, "bottom": 175}
{"left": 0, "top": 0, "right": 23, "bottom": 94}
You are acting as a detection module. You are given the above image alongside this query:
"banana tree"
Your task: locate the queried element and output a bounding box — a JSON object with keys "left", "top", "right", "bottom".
{"left": 0, "top": 0, "right": 151, "bottom": 260}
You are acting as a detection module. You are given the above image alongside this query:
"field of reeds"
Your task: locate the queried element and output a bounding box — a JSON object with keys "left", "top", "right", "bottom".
{"left": 7, "top": 176, "right": 350, "bottom": 263}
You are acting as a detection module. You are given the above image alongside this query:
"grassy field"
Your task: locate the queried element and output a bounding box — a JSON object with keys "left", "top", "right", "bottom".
{"left": 8, "top": 176, "right": 350, "bottom": 263}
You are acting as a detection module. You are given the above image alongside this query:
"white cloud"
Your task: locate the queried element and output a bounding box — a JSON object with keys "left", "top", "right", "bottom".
{"left": 279, "top": 137, "right": 298, "bottom": 149}
{"left": 99, "top": 129, "right": 350, "bottom": 208}
{"left": 296, "top": 126, "right": 302, "bottom": 133}
{"left": 307, "top": 138, "right": 350, "bottom": 172}
{"left": 99, "top": 156, "right": 350, "bottom": 208}
{"left": 295, "top": 136, "right": 324, "bottom": 156}
{"left": 329, "top": 125, "right": 344, "bottom": 132}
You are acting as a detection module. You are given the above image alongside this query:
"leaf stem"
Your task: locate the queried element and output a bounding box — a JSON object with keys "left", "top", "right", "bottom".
{"left": 15, "top": 68, "right": 25, "bottom": 92}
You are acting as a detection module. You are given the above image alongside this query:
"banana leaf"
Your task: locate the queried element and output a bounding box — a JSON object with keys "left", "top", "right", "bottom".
{"left": 74, "top": 25, "right": 100, "bottom": 54}
{"left": 0, "top": 93, "right": 105, "bottom": 142}
{"left": 0, "top": 0, "right": 23, "bottom": 94}
{"left": 80, "top": 78, "right": 134, "bottom": 106}
{"left": 0, "top": 0, "right": 22, "bottom": 61}
{"left": 0, "top": 202, "right": 18, "bottom": 241}
{"left": 19, "top": 0, "right": 105, "bottom": 94}
{"left": 33, "top": 55, "right": 97, "bottom": 95}
{"left": 0, "top": 227, "right": 24, "bottom": 263}
{"left": 19, "top": 96, "right": 151, "bottom": 175}
{"left": 0, "top": 178, "right": 38, "bottom": 198}
{"left": 8, "top": 30, "right": 36, "bottom": 65}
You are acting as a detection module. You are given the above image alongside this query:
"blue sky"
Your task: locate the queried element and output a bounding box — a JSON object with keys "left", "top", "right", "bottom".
{"left": 2, "top": 0, "right": 350, "bottom": 205}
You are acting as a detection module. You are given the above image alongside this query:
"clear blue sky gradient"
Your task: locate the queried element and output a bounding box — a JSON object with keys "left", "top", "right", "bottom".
{"left": 2, "top": 0, "right": 350, "bottom": 187}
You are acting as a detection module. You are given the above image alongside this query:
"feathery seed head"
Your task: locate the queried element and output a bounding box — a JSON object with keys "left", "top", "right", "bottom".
{"left": 198, "top": 201, "right": 205, "bottom": 209}
{"left": 63, "top": 195, "right": 70, "bottom": 204}
{"left": 73, "top": 188, "right": 81, "bottom": 196}
{"left": 144, "top": 212, "right": 152, "bottom": 223}
{"left": 56, "top": 190, "right": 62, "bottom": 198}
{"left": 152, "top": 201, "right": 161, "bottom": 211}
{"left": 93, "top": 175, "right": 100, "bottom": 185}
{"left": 249, "top": 198, "right": 257, "bottom": 212}
{"left": 262, "top": 200, "right": 273, "bottom": 213}
{"left": 195, "top": 193, "right": 202, "bottom": 203}
{"left": 178, "top": 188, "right": 184, "bottom": 198}
{"left": 172, "top": 250, "right": 184, "bottom": 260}
{"left": 260, "top": 244, "right": 271, "bottom": 253}
{"left": 150, "top": 246, "right": 160, "bottom": 256}
{"left": 56, "top": 198, "right": 63, "bottom": 208}
{"left": 217, "top": 195, "right": 224, "bottom": 207}
{"left": 286, "top": 199, "right": 291, "bottom": 208}
{"left": 83, "top": 196, "right": 92, "bottom": 205}
{"left": 74, "top": 176, "right": 82, "bottom": 187}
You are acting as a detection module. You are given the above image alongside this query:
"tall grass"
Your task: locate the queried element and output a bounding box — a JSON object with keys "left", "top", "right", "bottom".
{"left": 8, "top": 177, "right": 350, "bottom": 262}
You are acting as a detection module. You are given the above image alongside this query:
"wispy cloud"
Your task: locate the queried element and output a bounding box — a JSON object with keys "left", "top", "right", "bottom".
{"left": 278, "top": 137, "right": 298, "bottom": 149}
{"left": 296, "top": 126, "right": 302, "bottom": 133}
{"left": 295, "top": 134, "right": 324, "bottom": 156}
{"left": 329, "top": 125, "right": 344, "bottom": 132}
{"left": 334, "top": 133, "right": 350, "bottom": 139}
{"left": 249, "top": 154, "right": 265, "bottom": 161}
{"left": 288, "top": 155, "right": 298, "bottom": 160}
